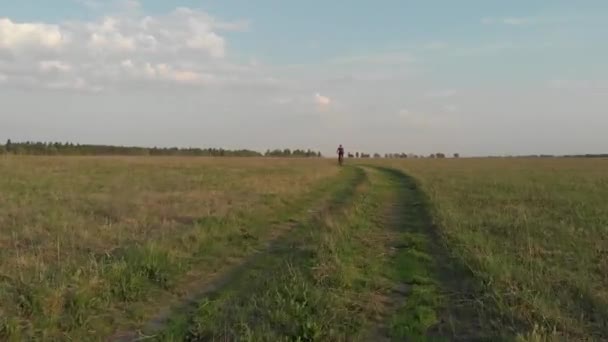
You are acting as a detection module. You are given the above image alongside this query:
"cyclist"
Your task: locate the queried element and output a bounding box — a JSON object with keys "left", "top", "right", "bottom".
{"left": 337, "top": 144, "right": 345, "bottom": 165}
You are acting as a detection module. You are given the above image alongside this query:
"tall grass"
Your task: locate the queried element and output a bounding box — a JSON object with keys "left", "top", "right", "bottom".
{"left": 160, "top": 166, "right": 467, "bottom": 341}
{"left": 0, "top": 156, "right": 340, "bottom": 340}
{"left": 161, "top": 166, "right": 397, "bottom": 341}
{"left": 379, "top": 158, "right": 608, "bottom": 340}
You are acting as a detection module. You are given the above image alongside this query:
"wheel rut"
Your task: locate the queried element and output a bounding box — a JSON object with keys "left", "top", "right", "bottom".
{"left": 113, "top": 166, "right": 506, "bottom": 341}
{"left": 366, "top": 166, "right": 509, "bottom": 341}
{"left": 110, "top": 167, "right": 366, "bottom": 342}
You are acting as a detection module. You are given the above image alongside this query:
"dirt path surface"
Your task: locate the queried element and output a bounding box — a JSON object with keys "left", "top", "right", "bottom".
{"left": 110, "top": 167, "right": 366, "bottom": 341}
{"left": 365, "top": 167, "right": 508, "bottom": 341}
{"left": 112, "top": 166, "right": 508, "bottom": 341}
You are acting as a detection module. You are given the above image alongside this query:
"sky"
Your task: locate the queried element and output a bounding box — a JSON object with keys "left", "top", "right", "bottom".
{"left": 0, "top": 0, "right": 607, "bottom": 156}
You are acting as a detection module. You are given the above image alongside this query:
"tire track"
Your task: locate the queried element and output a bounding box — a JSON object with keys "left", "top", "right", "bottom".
{"left": 110, "top": 167, "right": 367, "bottom": 342}
{"left": 366, "top": 166, "right": 509, "bottom": 341}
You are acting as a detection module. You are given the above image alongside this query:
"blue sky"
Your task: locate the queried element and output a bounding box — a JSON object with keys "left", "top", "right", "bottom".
{"left": 1, "top": 0, "right": 607, "bottom": 155}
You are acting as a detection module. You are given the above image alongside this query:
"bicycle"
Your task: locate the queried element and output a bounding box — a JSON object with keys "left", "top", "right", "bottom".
{"left": 337, "top": 144, "right": 345, "bottom": 166}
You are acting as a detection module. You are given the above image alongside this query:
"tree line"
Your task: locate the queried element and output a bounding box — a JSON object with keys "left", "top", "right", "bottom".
{"left": 264, "top": 149, "right": 322, "bottom": 158}
{"left": 0, "top": 140, "right": 321, "bottom": 158}
{"left": 347, "top": 152, "right": 460, "bottom": 159}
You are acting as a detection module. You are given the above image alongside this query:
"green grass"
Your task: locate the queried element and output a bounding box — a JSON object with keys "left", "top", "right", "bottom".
{"left": 3, "top": 155, "right": 606, "bottom": 341}
{"left": 159, "top": 166, "right": 459, "bottom": 341}
{"left": 381, "top": 169, "right": 444, "bottom": 341}
{"left": 376, "top": 158, "right": 608, "bottom": 340}
{"left": 0, "top": 156, "right": 344, "bottom": 340}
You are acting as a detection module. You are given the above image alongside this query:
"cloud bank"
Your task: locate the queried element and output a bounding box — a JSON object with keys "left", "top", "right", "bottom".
{"left": 0, "top": 6, "right": 256, "bottom": 91}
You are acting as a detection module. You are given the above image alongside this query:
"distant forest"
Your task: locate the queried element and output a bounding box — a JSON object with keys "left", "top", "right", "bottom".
{"left": 1, "top": 140, "right": 605, "bottom": 159}
{"left": 0, "top": 140, "right": 323, "bottom": 158}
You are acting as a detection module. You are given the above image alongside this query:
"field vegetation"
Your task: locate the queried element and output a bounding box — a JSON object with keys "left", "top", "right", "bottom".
{"left": 377, "top": 158, "right": 608, "bottom": 340}
{"left": 0, "top": 156, "right": 339, "bottom": 340}
{"left": 1, "top": 155, "right": 606, "bottom": 341}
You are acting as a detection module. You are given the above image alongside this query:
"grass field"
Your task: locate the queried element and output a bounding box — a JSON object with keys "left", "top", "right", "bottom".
{"left": 378, "top": 158, "right": 608, "bottom": 341}
{"left": 0, "top": 156, "right": 342, "bottom": 340}
{"left": 1, "top": 156, "right": 607, "bottom": 341}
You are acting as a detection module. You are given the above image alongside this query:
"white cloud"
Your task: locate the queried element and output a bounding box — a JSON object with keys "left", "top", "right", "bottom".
{"left": 46, "top": 77, "right": 88, "bottom": 91}
{"left": 119, "top": 60, "right": 210, "bottom": 84}
{"left": 481, "top": 16, "right": 564, "bottom": 26}
{"left": 120, "top": 59, "right": 134, "bottom": 68}
{"left": 482, "top": 17, "right": 530, "bottom": 25}
{"left": 0, "top": 7, "right": 256, "bottom": 91}
{"left": 185, "top": 32, "right": 225, "bottom": 57}
{"left": 160, "top": 65, "right": 206, "bottom": 83}
{"left": 87, "top": 17, "right": 137, "bottom": 52}
{"left": 39, "top": 60, "right": 72, "bottom": 72}
{"left": 0, "top": 18, "right": 66, "bottom": 51}
{"left": 81, "top": 13, "right": 226, "bottom": 56}
{"left": 2, "top": 4, "right": 606, "bottom": 157}
{"left": 314, "top": 93, "right": 331, "bottom": 106}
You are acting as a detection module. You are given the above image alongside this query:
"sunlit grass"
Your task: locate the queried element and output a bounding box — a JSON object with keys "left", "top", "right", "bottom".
{"left": 0, "top": 156, "right": 340, "bottom": 340}
{"left": 376, "top": 158, "right": 608, "bottom": 340}
{"left": 3, "top": 155, "right": 606, "bottom": 340}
